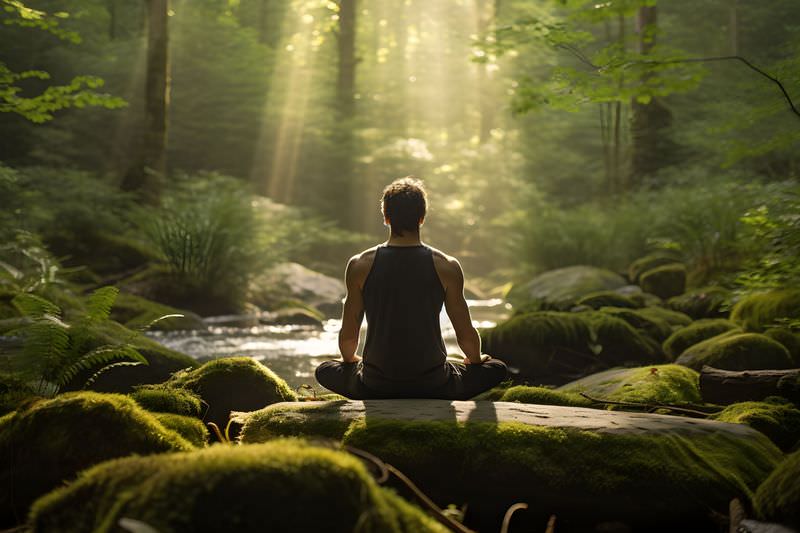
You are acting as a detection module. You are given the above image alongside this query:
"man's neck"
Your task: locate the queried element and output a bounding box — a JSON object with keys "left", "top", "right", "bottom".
{"left": 386, "top": 230, "right": 422, "bottom": 247}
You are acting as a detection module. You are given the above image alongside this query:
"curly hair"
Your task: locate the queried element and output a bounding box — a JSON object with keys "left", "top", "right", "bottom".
{"left": 380, "top": 176, "right": 427, "bottom": 236}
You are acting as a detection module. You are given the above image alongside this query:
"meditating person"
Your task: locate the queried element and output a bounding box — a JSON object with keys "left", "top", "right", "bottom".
{"left": 315, "top": 176, "right": 508, "bottom": 399}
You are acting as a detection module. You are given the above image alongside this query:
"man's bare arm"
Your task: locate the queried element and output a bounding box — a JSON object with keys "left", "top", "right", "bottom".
{"left": 338, "top": 256, "right": 365, "bottom": 363}
{"left": 442, "top": 258, "right": 488, "bottom": 364}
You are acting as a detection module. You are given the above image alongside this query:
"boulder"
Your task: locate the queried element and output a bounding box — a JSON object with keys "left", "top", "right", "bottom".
{"left": 558, "top": 364, "right": 701, "bottom": 405}
{"left": 667, "top": 287, "right": 730, "bottom": 319}
{"left": 238, "top": 400, "right": 782, "bottom": 531}
{"left": 764, "top": 327, "right": 800, "bottom": 363}
{"left": 248, "top": 262, "right": 345, "bottom": 318}
{"left": 499, "top": 385, "right": 593, "bottom": 407}
{"left": 576, "top": 291, "right": 638, "bottom": 310}
{"left": 662, "top": 319, "right": 739, "bottom": 360}
{"left": 151, "top": 412, "right": 209, "bottom": 447}
{"left": 128, "top": 384, "right": 203, "bottom": 417}
{"left": 754, "top": 449, "right": 800, "bottom": 530}
{"left": 628, "top": 253, "right": 683, "bottom": 284}
{"left": 0, "top": 392, "right": 191, "bottom": 527}
{"left": 598, "top": 306, "right": 674, "bottom": 343}
{"left": 634, "top": 306, "right": 693, "bottom": 328}
{"left": 577, "top": 311, "right": 663, "bottom": 364}
{"left": 29, "top": 440, "right": 446, "bottom": 533}
{"left": 507, "top": 266, "right": 627, "bottom": 310}
{"left": 110, "top": 292, "right": 206, "bottom": 331}
{"left": 639, "top": 264, "right": 687, "bottom": 300}
{"left": 676, "top": 332, "right": 794, "bottom": 371}
{"left": 168, "top": 357, "right": 297, "bottom": 429}
{"left": 712, "top": 398, "right": 800, "bottom": 452}
{"left": 731, "top": 289, "right": 800, "bottom": 332}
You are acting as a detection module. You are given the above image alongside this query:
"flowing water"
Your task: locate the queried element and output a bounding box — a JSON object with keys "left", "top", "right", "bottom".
{"left": 149, "top": 299, "right": 511, "bottom": 391}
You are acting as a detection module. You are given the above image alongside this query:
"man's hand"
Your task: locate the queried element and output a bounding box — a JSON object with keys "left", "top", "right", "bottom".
{"left": 463, "top": 354, "right": 491, "bottom": 365}
{"left": 343, "top": 354, "right": 362, "bottom": 364}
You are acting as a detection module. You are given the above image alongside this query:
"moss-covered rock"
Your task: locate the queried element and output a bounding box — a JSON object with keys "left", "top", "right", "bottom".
{"left": 598, "top": 306, "right": 674, "bottom": 343}
{"left": 129, "top": 384, "right": 203, "bottom": 417}
{"left": 30, "top": 439, "right": 446, "bottom": 533}
{"left": 578, "top": 311, "right": 663, "bottom": 365}
{"left": 635, "top": 306, "right": 693, "bottom": 328}
{"left": 239, "top": 400, "right": 781, "bottom": 531}
{"left": 667, "top": 287, "right": 730, "bottom": 319}
{"left": 499, "top": 385, "right": 593, "bottom": 407}
{"left": 712, "top": 398, "right": 800, "bottom": 452}
{"left": 731, "top": 289, "right": 800, "bottom": 332}
{"left": 754, "top": 449, "right": 800, "bottom": 529}
{"left": 168, "top": 357, "right": 297, "bottom": 428}
{"left": 0, "top": 392, "right": 191, "bottom": 527}
{"left": 0, "top": 374, "right": 40, "bottom": 416}
{"left": 110, "top": 292, "right": 205, "bottom": 332}
{"left": 662, "top": 319, "right": 739, "bottom": 360}
{"left": 675, "top": 332, "right": 794, "bottom": 371}
{"left": 151, "top": 412, "right": 209, "bottom": 447}
{"left": 506, "top": 266, "right": 628, "bottom": 310}
{"left": 640, "top": 264, "right": 687, "bottom": 300}
{"left": 628, "top": 253, "right": 683, "bottom": 284}
{"left": 764, "top": 327, "right": 800, "bottom": 363}
{"left": 558, "top": 364, "right": 702, "bottom": 405}
{"left": 576, "top": 291, "right": 638, "bottom": 310}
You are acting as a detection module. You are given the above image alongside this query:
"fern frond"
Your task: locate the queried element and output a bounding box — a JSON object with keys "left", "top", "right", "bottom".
{"left": 140, "top": 313, "right": 185, "bottom": 332}
{"left": 57, "top": 344, "right": 148, "bottom": 386}
{"left": 11, "top": 293, "right": 61, "bottom": 318}
{"left": 83, "top": 361, "right": 146, "bottom": 389}
{"left": 6, "top": 315, "right": 70, "bottom": 383}
{"left": 85, "top": 286, "right": 119, "bottom": 322}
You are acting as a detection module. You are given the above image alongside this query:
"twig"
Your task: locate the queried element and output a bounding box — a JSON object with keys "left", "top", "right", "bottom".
{"left": 501, "top": 503, "right": 528, "bottom": 533}
{"left": 578, "top": 392, "right": 715, "bottom": 418}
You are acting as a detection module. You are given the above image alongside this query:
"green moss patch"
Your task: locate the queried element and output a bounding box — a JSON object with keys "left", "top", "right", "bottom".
{"left": 754, "top": 449, "right": 800, "bottom": 529}
{"left": 662, "top": 319, "right": 739, "bottom": 360}
{"left": 500, "top": 385, "right": 592, "bottom": 407}
{"left": 640, "top": 264, "right": 687, "bottom": 300}
{"left": 667, "top": 287, "right": 730, "bottom": 319}
{"left": 712, "top": 398, "right": 800, "bottom": 452}
{"left": 239, "top": 400, "right": 781, "bottom": 530}
{"left": 764, "top": 327, "right": 800, "bottom": 364}
{"left": 577, "top": 311, "right": 663, "bottom": 365}
{"left": 576, "top": 291, "right": 638, "bottom": 310}
{"left": 169, "top": 357, "right": 297, "bottom": 428}
{"left": 558, "top": 364, "right": 701, "bottom": 405}
{"left": 628, "top": 253, "right": 683, "bottom": 284}
{"left": 30, "top": 439, "right": 446, "bottom": 533}
{"left": 110, "top": 292, "right": 205, "bottom": 332}
{"left": 635, "top": 306, "right": 693, "bottom": 328}
{"left": 129, "top": 384, "right": 203, "bottom": 417}
{"left": 151, "top": 412, "right": 208, "bottom": 447}
{"left": 675, "top": 332, "right": 794, "bottom": 371}
{"left": 598, "top": 307, "right": 674, "bottom": 343}
{"left": 0, "top": 391, "right": 191, "bottom": 527}
{"left": 731, "top": 289, "right": 800, "bottom": 332}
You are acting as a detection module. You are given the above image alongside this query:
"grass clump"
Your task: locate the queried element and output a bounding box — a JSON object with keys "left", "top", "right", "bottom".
{"left": 667, "top": 287, "right": 730, "bottom": 319}
{"left": 730, "top": 289, "right": 800, "bottom": 332}
{"left": 29, "top": 439, "right": 446, "bottom": 533}
{"left": 754, "top": 449, "right": 800, "bottom": 530}
{"left": 168, "top": 357, "right": 297, "bottom": 428}
{"left": 558, "top": 364, "right": 702, "bottom": 405}
{"left": 129, "top": 384, "right": 203, "bottom": 417}
{"left": 675, "top": 332, "right": 794, "bottom": 371}
{"left": 713, "top": 398, "right": 800, "bottom": 452}
{"left": 576, "top": 291, "right": 638, "bottom": 310}
{"left": 662, "top": 319, "right": 739, "bottom": 360}
{"left": 0, "top": 391, "right": 191, "bottom": 527}
{"left": 151, "top": 412, "right": 209, "bottom": 447}
{"left": 499, "top": 385, "right": 593, "bottom": 407}
{"left": 640, "top": 264, "right": 687, "bottom": 300}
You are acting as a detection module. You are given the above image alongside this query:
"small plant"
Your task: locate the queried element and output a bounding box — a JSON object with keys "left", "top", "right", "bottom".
{"left": 4, "top": 287, "right": 150, "bottom": 397}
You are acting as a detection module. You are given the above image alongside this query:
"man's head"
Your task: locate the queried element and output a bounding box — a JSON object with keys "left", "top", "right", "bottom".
{"left": 381, "top": 176, "right": 427, "bottom": 236}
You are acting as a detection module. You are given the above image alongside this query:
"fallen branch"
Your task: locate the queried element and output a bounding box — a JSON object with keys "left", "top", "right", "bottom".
{"left": 578, "top": 392, "right": 718, "bottom": 418}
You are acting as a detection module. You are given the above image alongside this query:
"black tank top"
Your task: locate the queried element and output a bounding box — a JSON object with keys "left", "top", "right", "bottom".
{"left": 361, "top": 244, "right": 449, "bottom": 390}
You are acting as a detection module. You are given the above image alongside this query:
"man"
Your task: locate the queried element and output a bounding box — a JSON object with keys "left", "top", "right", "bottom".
{"left": 315, "top": 176, "right": 507, "bottom": 399}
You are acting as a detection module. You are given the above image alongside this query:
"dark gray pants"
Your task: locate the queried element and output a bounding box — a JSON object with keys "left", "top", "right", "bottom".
{"left": 314, "top": 359, "right": 508, "bottom": 400}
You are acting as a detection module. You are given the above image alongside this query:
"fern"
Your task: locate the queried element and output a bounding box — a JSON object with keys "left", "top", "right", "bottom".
{"left": 84, "top": 361, "right": 146, "bottom": 389}
{"left": 84, "top": 286, "right": 119, "bottom": 323}
{"left": 57, "top": 345, "right": 147, "bottom": 386}
{"left": 11, "top": 293, "right": 61, "bottom": 318}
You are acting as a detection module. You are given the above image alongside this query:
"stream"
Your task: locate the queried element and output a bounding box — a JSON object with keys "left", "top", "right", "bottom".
{"left": 149, "top": 299, "right": 511, "bottom": 391}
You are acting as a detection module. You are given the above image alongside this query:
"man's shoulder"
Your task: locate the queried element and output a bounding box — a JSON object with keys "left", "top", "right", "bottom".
{"left": 350, "top": 245, "right": 381, "bottom": 265}
{"left": 428, "top": 245, "right": 460, "bottom": 270}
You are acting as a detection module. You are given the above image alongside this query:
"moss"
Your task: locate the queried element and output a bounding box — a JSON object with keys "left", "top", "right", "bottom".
{"left": 29, "top": 439, "right": 446, "bottom": 533}
{"left": 628, "top": 253, "right": 682, "bottom": 284}
{"left": 576, "top": 291, "right": 638, "bottom": 310}
{"left": 0, "top": 374, "right": 41, "bottom": 416}
{"left": 635, "top": 306, "right": 693, "bottom": 328}
{"left": 754, "top": 449, "right": 800, "bottom": 529}
{"left": 662, "top": 319, "right": 739, "bottom": 360}
{"left": 110, "top": 292, "right": 205, "bottom": 332}
{"left": 598, "top": 306, "right": 674, "bottom": 343}
{"left": 764, "top": 327, "right": 800, "bottom": 363}
{"left": 675, "top": 332, "right": 794, "bottom": 371}
{"left": 667, "top": 287, "right": 730, "bottom": 319}
{"left": 151, "top": 412, "right": 209, "bottom": 447}
{"left": 500, "top": 385, "right": 593, "bottom": 407}
{"left": 169, "top": 357, "right": 297, "bottom": 428}
{"left": 712, "top": 398, "right": 800, "bottom": 452}
{"left": 558, "top": 364, "right": 702, "bottom": 405}
{"left": 129, "top": 384, "right": 203, "bottom": 417}
{"left": 0, "top": 391, "right": 191, "bottom": 527}
{"left": 640, "top": 264, "right": 687, "bottom": 300}
{"left": 731, "top": 289, "right": 800, "bottom": 332}
{"left": 578, "top": 311, "right": 663, "bottom": 366}
{"left": 506, "top": 266, "right": 627, "bottom": 310}
{"left": 240, "top": 402, "right": 781, "bottom": 530}
{"left": 471, "top": 380, "right": 513, "bottom": 401}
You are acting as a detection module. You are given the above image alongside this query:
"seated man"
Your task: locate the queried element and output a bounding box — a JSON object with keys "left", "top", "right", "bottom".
{"left": 315, "top": 176, "right": 507, "bottom": 400}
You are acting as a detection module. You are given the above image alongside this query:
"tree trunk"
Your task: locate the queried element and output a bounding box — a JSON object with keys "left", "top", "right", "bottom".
{"left": 699, "top": 366, "right": 800, "bottom": 405}
{"left": 629, "top": 5, "right": 676, "bottom": 187}
{"left": 336, "top": 0, "right": 357, "bottom": 117}
{"left": 612, "top": 13, "right": 624, "bottom": 191}
{"left": 122, "top": 0, "right": 169, "bottom": 203}
{"left": 729, "top": 0, "right": 739, "bottom": 55}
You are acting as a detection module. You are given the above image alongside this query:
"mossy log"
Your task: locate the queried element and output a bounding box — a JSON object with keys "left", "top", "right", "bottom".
{"left": 238, "top": 400, "right": 782, "bottom": 531}
{"left": 699, "top": 366, "right": 800, "bottom": 405}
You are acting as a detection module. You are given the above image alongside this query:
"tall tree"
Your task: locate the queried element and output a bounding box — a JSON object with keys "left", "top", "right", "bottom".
{"left": 335, "top": 0, "right": 357, "bottom": 117}
{"left": 122, "top": 0, "right": 169, "bottom": 203}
